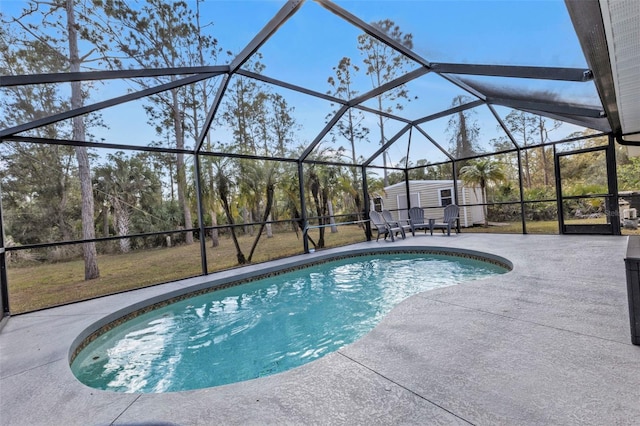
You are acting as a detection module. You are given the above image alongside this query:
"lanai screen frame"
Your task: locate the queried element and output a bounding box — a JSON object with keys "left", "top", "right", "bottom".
{"left": 0, "top": 0, "right": 620, "bottom": 316}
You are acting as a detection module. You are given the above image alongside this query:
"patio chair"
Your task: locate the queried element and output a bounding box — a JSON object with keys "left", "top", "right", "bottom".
{"left": 382, "top": 210, "right": 412, "bottom": 237}
{"left": 408, "top": 207, "right": 431, "bottom": 236}
{"left": 369, "top": 210, "right": 406, "bottom": 242}
{"left": 430, "top": 204, "right": 459, "bottom": 236}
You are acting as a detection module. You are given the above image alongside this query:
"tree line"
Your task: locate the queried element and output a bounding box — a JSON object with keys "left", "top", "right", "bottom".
{"left": 0, "top": 0, "right": 418, "bottom": 276}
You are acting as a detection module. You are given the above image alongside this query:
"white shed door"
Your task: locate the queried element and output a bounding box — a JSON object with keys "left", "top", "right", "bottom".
{"left": 397, "top": 193, "right": 420, "bottom": 221}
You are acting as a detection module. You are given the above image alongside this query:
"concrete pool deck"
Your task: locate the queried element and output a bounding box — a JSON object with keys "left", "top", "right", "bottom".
{"left": 1, "top": 233, "right": 639, "bottom": 425}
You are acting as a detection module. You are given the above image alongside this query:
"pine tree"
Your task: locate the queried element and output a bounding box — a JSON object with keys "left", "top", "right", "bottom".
{"left": 446, "top": 95, "right": 480, "bottom": 160}
{"left": 3, "top": 1, "right": 102, "bottom": 279}
{"left": 357, "top": 20, "right": 416, "bottom": 186}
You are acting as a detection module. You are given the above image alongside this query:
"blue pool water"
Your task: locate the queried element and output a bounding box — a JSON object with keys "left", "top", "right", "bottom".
{"left": 71, "top": 253, "right": 507, "bottom": 393}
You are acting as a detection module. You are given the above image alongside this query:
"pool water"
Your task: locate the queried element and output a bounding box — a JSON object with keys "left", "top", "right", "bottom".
{"left": 71, "top": 253, "right": 507, "bottom": 393}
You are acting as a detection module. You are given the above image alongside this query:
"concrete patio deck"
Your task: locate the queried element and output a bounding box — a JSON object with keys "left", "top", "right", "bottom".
{"left": 1, "top": 234, "right": 639, "bottom": 425}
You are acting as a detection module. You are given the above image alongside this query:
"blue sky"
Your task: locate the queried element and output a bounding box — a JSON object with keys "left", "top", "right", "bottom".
{"left": 0, "top": 0, "right": 589, "bottom": 76}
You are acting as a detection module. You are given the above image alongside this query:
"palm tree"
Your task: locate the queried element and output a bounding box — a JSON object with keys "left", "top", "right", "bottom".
{"left": 307, "top": 165, "right": 336, "bottom": 249}
{"left": 93, "top": 152, "right": 162, "bottom": 252}
{"left": 459, "top": 159, "right": 505, "bottom": 226}
{"left": 216, "top": 164, "right": 246, "bottom": 265}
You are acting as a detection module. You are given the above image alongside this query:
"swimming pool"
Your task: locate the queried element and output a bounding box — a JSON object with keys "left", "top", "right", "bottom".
{"left": 71, "top": 251, "right": 508, "bottom": 393}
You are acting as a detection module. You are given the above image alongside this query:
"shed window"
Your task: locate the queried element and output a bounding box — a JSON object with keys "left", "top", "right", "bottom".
{"left": 439, "top": 188, "right": 453, "bottom": 207}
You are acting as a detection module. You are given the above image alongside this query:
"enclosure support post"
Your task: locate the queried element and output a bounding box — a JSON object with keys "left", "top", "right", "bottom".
{"left": 452, "top": 160, "right": 460, "bottom": 232}
{"left": 607, "top": 134, "right": 621, "bottom": 235}
{"left": 404, "top": 169, "right": 411, "bottom": 209}
{"left": 362, "top": 165, "right": 371, "bottom": 241}
{"left": 516, "top": 148, "right": 527, "bottom": 234}
{"left": 554, "top": 144, "right": 563, "bottom": 234}
{"left": 0, "top": 183, "right": 9, "bottom": 316}
{"left": 298, "top": 161, "right": 309, "bottom": 253}
{"left": 194, "top": 155, "right": 208, "bottom": 275}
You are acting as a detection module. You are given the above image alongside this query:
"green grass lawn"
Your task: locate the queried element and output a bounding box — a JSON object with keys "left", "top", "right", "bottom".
{"left": 8, "top": 220, "right": 637, "bottom": 314}
{"left": 7, "top": 225, "right": 367, "bottom": 314}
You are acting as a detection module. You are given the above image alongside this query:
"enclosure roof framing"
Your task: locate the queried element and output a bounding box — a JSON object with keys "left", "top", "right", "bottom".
{"left": 566, "top": 0, "right": 640, "bottom": 144}
{"left": 413, "top": 100, "right": 485, "bottom": 126}
{"left": 0, "top": 73, "right": 219, "bottom": 138}
{"left": 0, "top": 66, "right": 230, "bottom": 87}
{"left": 1, "top": 0, "right": 638, "bottom": 158}
{"left": 363, "top": 124, "right": 412, "bottom": 167}
{"left": 315, "top": 0, "right": 432, "bottom": 69}
{"left": 429, "top": 63, "right": 594, "bottom": 82}
{"left": 348, "top": 68, "right": 431, "bottom": 107}
{"left": 229, "top": 0, "right": 304, "bottom": 73}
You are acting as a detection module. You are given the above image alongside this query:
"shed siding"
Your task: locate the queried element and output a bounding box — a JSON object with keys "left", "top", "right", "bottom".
{"left": 379, "top": 180, "right": 484, "bottom": 227}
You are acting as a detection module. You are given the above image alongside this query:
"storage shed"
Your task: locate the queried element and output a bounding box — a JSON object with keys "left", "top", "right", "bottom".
{"left": 374, "top": 180, "right": 485, "bottom": 228}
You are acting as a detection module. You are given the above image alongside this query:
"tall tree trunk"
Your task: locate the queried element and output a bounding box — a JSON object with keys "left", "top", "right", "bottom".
{"left": 310, "top": 176, "right": 325, "bottom": 248}
{"left": 196, "top": 1, "right": 219, "bottom": 250}
{"left": 242, "top": 208, "right": 248, "bottom": 234}
{"left": 67, "top": 0, "right": 99, "bottom": 280}
{"left": 292, "top": 207, "right": 317, "bottom": 247}
{"left": 328, "top": 200, "right": 338, "bottom": 233}
{"left": 210, "top": 210, "right": 219, "bottom": 247}
{"left": 112, "top": 197, "right": 130, "bottom": 253}
{"left": 56, "top": 157, "right": 72, "bottom": 241}
{"left": 541, "top": 147, "right": 550, "bottom": 186}
{"left": 378, "top": 102, "right": 389, "bottom": 187}
{"left": 523, "top": 150, "right": 532, "bottom": 188}
{"left": 354, "top": 191, "right": 364, "bottom": 230}
{"left": 247, "top": 182, "right": 274, "bottom": 262}
{"left": 221, "top": 203, "right": 245, "bottom": 264}
{"left": 539, "top": 119, "right": 550, "bottom": 186}
{"left": 319, "top": 187, "right": 329, "bottom": 246}
{"left": 217, "top": 171, "right": 245, "bottom": 264}
{"left": 168, "top": 162, "right": 175, "bottom": 202}
{"left": 522, "top": 125, "right": 532, "bottom": 188}
{"left": 171, "top": 87, "right": 193, "bottom": 244}
{"left": 266, "top": 214, "right": 273, "bottom": 238}
{"left": 102, "top": 204, "right": 109, "bottom": 237}
{"left": 220, "top": 196, "right": 245, "bottom": 264}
